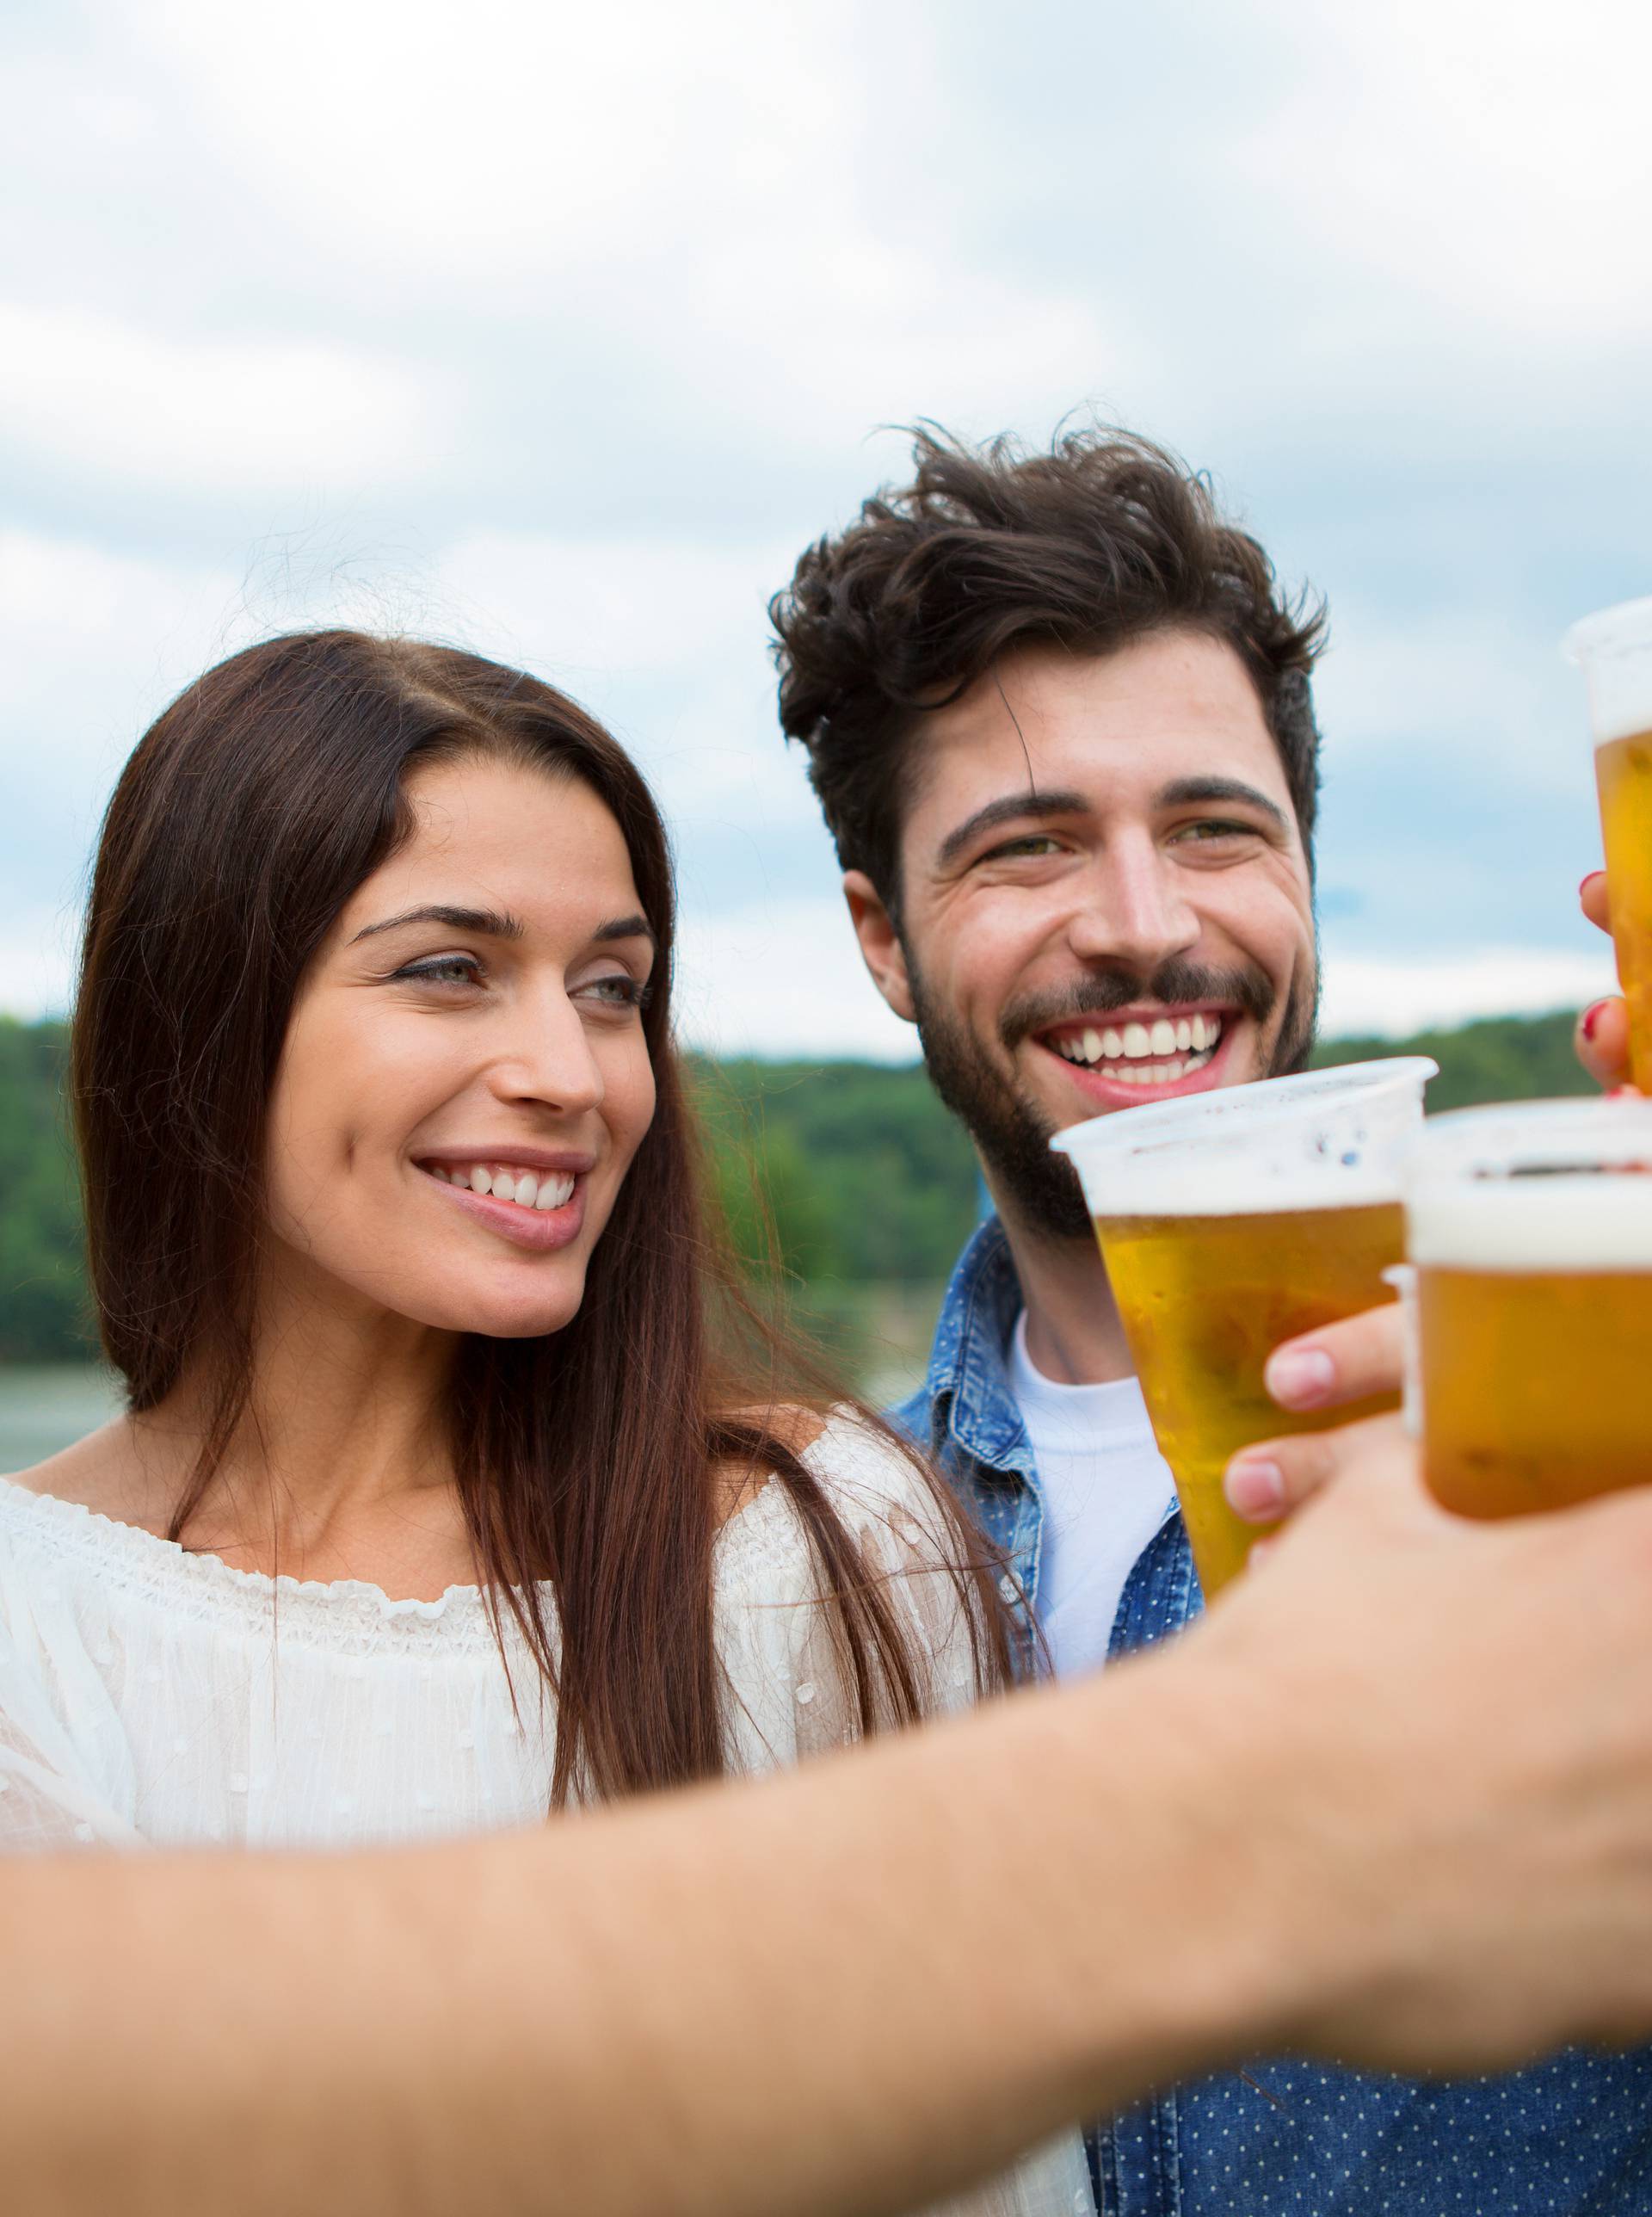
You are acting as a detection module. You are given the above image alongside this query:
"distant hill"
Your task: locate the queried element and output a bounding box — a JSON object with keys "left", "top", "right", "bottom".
{"left": 1310, "top": 1008, "right": 1592, "bottom": 1112}
{"left": 0, "top": 1005, "right": 1606, "bottom": 1362}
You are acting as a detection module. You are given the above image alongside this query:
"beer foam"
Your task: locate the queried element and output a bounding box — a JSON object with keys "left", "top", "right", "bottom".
{"left": 1565, "top": 596, "right": 1652, "bottom": 744}
{"left": 1407, "top": 1176, "right": 1652, "bottom": 1271}
{"left": 1094, "top": 1152, "right": 1403, "bottom": 1217}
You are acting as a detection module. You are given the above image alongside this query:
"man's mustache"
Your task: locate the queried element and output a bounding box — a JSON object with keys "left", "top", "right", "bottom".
{"left": 999, "top": 958, "right": 1276, "bottom": 1053}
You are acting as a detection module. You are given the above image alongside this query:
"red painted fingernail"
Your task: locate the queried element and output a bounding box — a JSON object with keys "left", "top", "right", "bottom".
{"left": 1581, "top": 1000, "right": 1609, "bottom": 1041}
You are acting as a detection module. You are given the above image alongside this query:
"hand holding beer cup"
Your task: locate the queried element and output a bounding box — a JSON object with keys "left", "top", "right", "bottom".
{"left": 1051, "top": 1059, "right": 1434, "bottom": 1597}
{"left": 1577, "top": 870, "right": 1637, "bottom": 1090}
{"left": 1569, "top": 597, "right": 1652, "bottom": 1095}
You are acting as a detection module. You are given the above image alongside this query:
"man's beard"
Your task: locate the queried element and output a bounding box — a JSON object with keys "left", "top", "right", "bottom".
{"left": 908, "top": 952, "right": 1319, "bottom": 1241}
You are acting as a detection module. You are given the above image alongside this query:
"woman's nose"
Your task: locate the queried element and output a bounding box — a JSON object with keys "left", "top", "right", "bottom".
{"left": 488, "top": 993, "right": 606, "bottom": 1117}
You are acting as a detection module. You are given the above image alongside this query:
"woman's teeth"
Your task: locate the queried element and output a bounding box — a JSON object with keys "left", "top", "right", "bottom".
{"left": 1052, "top": 1014, "right": 1223, "bottom": 1086}
{"left": 428, "top": 1164, "right": 577, "bottom": 1211}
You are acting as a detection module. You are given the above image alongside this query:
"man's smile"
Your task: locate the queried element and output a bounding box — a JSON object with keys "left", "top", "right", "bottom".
{"left": 1032, "top": 1002, "right": 1244, "bottom": 1110}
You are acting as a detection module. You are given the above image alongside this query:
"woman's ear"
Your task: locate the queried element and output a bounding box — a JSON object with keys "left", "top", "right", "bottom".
{"left": 842, "top": 872, "right": 916, "bottom": 1024}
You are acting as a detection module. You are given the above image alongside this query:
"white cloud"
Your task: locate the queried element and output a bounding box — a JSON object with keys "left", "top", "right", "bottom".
{"left": 1239, "top": 0, "right": 1652, "bottom": 346}
{"left": 675, "top": 897, "right": 915, "bottom": 1061}
{"left": 1320, "top": 946, "right": 1616, "bottom": 1039}
{"left": 0, "top": 303, "right": 440, "bottom": 494}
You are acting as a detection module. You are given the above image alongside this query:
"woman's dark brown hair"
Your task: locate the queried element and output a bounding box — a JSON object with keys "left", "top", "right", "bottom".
{"left": 73, "top": 630, "right": 1009, "bottom": 1803}
{"left": 771, "top": 423, "right": 1328, "bottom": 917}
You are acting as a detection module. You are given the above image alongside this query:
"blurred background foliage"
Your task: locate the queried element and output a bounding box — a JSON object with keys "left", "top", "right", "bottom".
{"left": 0, "top": 1007, "right": 1597, "bottom": 1369}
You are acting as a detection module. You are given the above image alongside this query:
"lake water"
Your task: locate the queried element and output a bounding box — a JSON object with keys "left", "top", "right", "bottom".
{"left": 0, "top": 1288, "right": 941, "bottom": 1475}
{"left": 0, "top": 1365, "right": 125, "bottom": 1472}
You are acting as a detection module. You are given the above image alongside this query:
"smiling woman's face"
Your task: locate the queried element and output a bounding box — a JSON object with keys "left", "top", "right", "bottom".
{"left": 262, "top": 752, "right": 658, "bottom": 1340}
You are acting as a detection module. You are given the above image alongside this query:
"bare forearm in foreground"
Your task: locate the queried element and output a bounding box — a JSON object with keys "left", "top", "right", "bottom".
{"left": 10, "top": 1443, "right": 1652, "bottom": 2217}
{"left": 0, "top": 1662, "right": 1255, "bottom": 2217}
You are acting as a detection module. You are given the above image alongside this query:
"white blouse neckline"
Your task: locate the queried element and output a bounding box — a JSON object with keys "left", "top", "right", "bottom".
{"left": 0, "top": 1444, "right": 805, "bottom": 1654}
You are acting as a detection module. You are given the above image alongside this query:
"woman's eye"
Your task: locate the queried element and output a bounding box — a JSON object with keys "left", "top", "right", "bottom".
{"left": 576, "top": 973, "right": 651, "bottom": 1010}
{"left": 390, "top": 954, "right": 483, "bottom": 988}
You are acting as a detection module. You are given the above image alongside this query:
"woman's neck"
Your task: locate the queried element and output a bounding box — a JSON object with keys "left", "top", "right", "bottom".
{"left": 45, "top": 1264, "right": 478, "bottom": 1600}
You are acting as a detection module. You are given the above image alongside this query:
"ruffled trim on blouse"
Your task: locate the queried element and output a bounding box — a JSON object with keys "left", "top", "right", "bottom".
{"left": 0, "top": 1415, "right": 880, "bottom": 1658}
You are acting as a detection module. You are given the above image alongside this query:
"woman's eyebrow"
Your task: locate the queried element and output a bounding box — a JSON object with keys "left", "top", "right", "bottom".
{"left": 592, "top": 913, "right": 656, "bottom": 947}
{"left": 350, "top": 904, "right": 526, "bottom": 944}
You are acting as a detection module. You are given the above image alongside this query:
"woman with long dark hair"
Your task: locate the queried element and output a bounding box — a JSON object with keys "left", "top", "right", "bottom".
{"left": 0, "top": 632, "right": 1089, "bottom": 2214}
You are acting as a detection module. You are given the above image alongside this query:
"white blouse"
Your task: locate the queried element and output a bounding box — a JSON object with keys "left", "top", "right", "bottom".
{"left": 0, "top": 1414, "right": 1094, "bottom": 2217}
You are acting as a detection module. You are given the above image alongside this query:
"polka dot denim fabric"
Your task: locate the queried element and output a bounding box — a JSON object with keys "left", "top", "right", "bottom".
{"left": 904, "top": 1217, "right": 1652, "bottom": 2217}
{"left": 1092, "top": 1525, "right": 1652, "bottom": 2215}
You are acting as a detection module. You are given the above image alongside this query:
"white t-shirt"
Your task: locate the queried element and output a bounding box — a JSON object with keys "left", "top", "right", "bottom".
{"left": 1007, "top": 1312, "right": 1175, "bottom": 1680}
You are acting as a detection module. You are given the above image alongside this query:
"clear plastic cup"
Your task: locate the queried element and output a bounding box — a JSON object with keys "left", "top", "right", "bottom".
{"left": 1565, "top": 596, "right": 1652, "bottom": 1092}
{"left": 1051, "top": 1059, "right": 1437, "bottom": 1598}
{"left": 1402, "top": 1096, "right": 1652, "bottom": 1520}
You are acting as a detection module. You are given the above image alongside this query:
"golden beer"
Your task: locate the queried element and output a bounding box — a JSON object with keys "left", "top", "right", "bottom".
{"left": 1418, "top": 1263, "right": 1652, "bottom": 1518}
{"left": 1406, "top": 1098, "right": 1652, "bottom": 1522}
{"left": 1052, "top": 1058, "right": 1435, "bottom": 1603}
{"left": 1098, "top": 1201, "right": 1404, "bottom": 1593}
{"left": 1593, "top": 732, "right": 1652, "bottom": 1093}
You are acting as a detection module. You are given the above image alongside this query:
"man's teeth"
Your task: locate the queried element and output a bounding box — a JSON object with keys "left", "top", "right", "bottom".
{"left": 1052, "top": 1014, "right": 1224, "bottom": 1081}
{"left": 428, "top": 1164, "right": 577, "bottom": 1211}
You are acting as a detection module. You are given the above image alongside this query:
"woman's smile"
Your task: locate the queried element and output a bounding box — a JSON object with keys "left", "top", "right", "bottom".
{"left": 417, "top": 1156, "right": 591, "bottom": 1251}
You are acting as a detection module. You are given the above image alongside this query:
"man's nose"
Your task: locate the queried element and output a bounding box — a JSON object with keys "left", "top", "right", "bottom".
{"left": 487, "top": 988, "right": 606, "bottom": 1117}
{"left": 1063, "top": 837, "right": 1200, "bottom": 974}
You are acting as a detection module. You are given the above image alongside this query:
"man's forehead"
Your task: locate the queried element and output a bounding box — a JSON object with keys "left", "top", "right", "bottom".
{"left": 901, "top": 632, "right": 1285, "bottom": 837}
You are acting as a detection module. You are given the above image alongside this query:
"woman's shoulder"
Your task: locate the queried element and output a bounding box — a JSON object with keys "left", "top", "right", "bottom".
{"left": 715, "top": 1404, "right": 962, "bottom": 1574}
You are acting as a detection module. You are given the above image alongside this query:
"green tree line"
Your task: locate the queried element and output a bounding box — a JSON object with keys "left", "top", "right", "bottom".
{"left": 0, "top": 1007, "right": 1600, "bottom": 1363}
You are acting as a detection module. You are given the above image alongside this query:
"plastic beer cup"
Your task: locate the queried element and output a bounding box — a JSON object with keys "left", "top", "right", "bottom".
{"left": 1051, "top": 1059, "right": 1436, "bottom": 1599}
{"left": 1566, "top": 596, "right": 1652, "bottom": 1093}
{"left": 1403, "top": 1097, "right": 1652, "bottom": 1518}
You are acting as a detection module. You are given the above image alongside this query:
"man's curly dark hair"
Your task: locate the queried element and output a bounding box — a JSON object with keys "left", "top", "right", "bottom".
{"left": 770, "top": 424, "right": 1327, "bottom": 917}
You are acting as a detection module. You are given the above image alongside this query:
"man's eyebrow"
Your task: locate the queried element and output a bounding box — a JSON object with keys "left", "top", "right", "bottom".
{"left": 1157, "top": 775, "right": 1289, "bottom": 831}
{"left": 349, "top": 904, "right": 526, "bottom": 944}
{"left": 935, "top": 788, "right": 1088, "bottom": 869}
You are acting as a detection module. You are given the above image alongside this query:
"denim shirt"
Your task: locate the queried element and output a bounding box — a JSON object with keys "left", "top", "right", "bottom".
{"left": 896, "top": 1217, "right": 1652, "bottom": 2217}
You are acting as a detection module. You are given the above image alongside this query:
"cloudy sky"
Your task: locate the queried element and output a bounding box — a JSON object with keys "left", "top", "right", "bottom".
{"left": 4, "top": 0, "right": 1650, "bottom": 1056}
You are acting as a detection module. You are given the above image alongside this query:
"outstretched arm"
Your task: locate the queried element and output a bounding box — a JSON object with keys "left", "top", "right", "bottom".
{"left": 10, "top": 1435, "right": 1652, "bottom": 2217}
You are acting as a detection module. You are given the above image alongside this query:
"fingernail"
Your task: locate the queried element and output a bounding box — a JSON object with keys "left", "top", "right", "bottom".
{"left": 1264, "top": 1345, "right": 1336, "bottom": 1407}
{"left": 1227, "top": 1458, "right": 1285, "bottom": 1516}
{"left": 1581, "top": 870, "right": 1605, "bottom": 897}
{"left": 1581, "top": 999, "right": 1610, "bottom": 1041}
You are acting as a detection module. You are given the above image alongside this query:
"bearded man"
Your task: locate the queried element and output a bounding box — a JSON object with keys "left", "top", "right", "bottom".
{"left": 770, "top": 425, "right": 1652, "bottom": 2215}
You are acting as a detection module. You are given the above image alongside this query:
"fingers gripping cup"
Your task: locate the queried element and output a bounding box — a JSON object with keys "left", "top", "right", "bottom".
{"left": 1403, "top": 1097, "right": 1652, "bottom": 1519}
{"left": 1051, "top": 1059, "right": 1436, "bottom": 1599}
{"left": 1566, "top": 596, "right": 1652, "bottom": 1093}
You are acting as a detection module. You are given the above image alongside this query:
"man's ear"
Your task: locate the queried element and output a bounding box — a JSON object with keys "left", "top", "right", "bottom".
{"left": 842, "top": 871, "right": 917, "bottom": 1024}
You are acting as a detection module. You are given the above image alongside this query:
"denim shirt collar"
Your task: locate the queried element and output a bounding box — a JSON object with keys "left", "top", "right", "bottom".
{"left": 920, "top": 1213, "right": 1037, "bottom": 1485}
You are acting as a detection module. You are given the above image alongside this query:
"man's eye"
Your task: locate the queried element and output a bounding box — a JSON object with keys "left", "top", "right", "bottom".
{"left": 1173, "top": 820, "right": 1256, "bottom": 845}
{"left": 982, "top": 835, "right": 1063, "bottom": 861}
{"left": 390, "top": 954, "right": 483, "bottom": 987}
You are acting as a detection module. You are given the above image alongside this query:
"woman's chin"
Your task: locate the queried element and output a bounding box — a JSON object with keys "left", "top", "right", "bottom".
{"left": 379, "top": 1274, "right": 588, "bottom": 1342}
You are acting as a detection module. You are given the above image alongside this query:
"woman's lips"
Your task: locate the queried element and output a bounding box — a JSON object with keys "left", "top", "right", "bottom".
{"left": 422, "top": 1167, "right": 589, "bottom": 1252}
